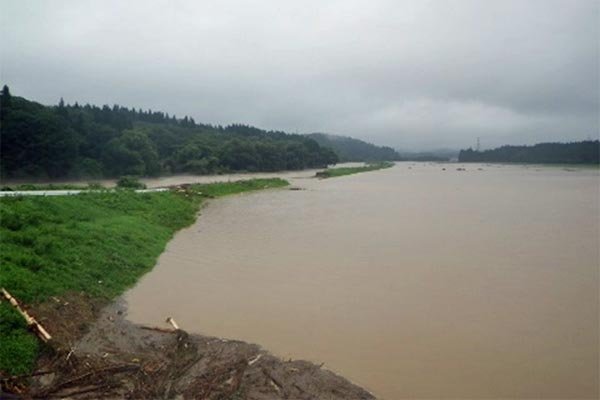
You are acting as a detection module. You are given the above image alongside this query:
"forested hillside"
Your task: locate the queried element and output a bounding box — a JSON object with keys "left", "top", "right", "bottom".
{"left": 307, "top": 133, "right": 401, "bottom": 162}
{"left": 458, "top": 141, "right": 599, "bottom": 164}
{"left": 0, "top": 86, "right": 338, "bottom": 179}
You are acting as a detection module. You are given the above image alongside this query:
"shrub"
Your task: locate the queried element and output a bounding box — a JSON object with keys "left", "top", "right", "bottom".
{"left": 116, "top": 176, "right": 146, "bottom": 189}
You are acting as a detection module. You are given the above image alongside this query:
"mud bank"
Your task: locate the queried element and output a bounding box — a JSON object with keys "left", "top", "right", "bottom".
{"left": 4, "top": 293, "right": 375, "bottom": 399}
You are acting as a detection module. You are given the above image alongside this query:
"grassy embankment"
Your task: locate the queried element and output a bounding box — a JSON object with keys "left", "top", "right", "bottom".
{"left": 315, "top": 161, "right": 395, "bottom": 178}
{"left": 0, "top": 178, "right": 288, "bottom": 375}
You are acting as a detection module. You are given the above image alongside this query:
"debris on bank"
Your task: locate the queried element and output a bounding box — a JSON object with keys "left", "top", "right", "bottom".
{"left": 1, "top": 293, "right": 375, "bottom": 399}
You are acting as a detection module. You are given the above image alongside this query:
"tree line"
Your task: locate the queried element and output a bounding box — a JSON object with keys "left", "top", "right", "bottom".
{"left": 307, "top": 133, "right": 401, "bottom": 162}
{"left": 0, "top": 86, "right": 338, "bottom": 179}
{"left": 458, "top": 141, "right": 599, "bottom": 164}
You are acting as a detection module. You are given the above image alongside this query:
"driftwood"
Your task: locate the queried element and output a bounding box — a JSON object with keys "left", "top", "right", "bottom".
{"left": 32, "top": 363, "right": 140, "bottom": 398}
{"left": 248, "top": 354, "right": 262, "bottom": 366}
{"left": 262, "top": 367, "right": 284, "bottom": 394}
{"left": 1, "top": 288, "right": 52, "bottom": 342}
{"left": 140, "top": 325, "right": 176, "bottom": 333}
{"left": 166, "top": 317, "right": 180, "bottom": 330}
{"left": 1, "top": 370, "right": 55, "bottom": 383}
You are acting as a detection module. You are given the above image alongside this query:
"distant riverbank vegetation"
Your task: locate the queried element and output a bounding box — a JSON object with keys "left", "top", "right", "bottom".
{"left": 190, "top": 177, "right": 288, "bottom": 197}
{"left": 0, "top": 86, "right": 338, "bottom": 180}
{"left": 458, "top": 140, "right": 599, "bottom": 164}
{"left": 316, "top": 161, "right": 394, "bottom": 178}
{"left": 0, "top": 178, "right": 288, "bottom": 374}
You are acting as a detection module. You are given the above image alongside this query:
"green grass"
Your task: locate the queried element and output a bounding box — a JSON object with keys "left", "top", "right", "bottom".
{"left": 190, "top": 178, "right": 288, "bottom": 197}
{"left": 0, "top": 178, "right": 288, "bottom": 375}
{"left": 315, "top": 162, "right": 395, "bottom": 178}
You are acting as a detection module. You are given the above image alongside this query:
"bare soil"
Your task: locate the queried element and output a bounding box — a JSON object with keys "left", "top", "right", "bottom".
{"left": 2, "top": 293, "right": 375, "bottom": 399}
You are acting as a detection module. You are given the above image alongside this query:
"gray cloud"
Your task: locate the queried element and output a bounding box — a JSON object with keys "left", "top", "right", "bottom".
{"left": 1, "top": 0, "right": 598, "bottom": 150}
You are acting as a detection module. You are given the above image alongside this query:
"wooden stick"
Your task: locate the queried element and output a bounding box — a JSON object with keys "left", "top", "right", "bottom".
{"left": 165, "top": 317, "right": 179, "bottom": 330}
{"left": 35, "top": 364, "right": 139, "bottom": 397}
{"left": 53, "top": 383, "right": 111, "bottom": 398}
{"left": 248, "top": 354, "right": 262, "bottom": 366}
{"left": 1, "top": 288, "right": 51, "bottom": 342}
{"left": 262, "top": 368, "right": 284, "bottom": 394}
{"left": 140, "top": 325, "right": 176, "bottom": 333}
{"left": 1, "top": 369, "right": 55, "bottom": 382}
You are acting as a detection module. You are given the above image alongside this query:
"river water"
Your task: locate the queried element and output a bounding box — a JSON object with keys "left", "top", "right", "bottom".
{"left": 124, "top": 163, "right": 599, "bottom": 399}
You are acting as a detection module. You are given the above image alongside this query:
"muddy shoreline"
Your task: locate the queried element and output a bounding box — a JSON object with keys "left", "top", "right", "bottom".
{"left": 4, "top": 292, "right": 375, "bottom": 399}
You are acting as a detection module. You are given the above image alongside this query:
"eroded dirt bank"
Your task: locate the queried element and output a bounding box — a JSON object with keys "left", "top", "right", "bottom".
{"left": 4, "top": 293, "right": 375, "bottom": 399}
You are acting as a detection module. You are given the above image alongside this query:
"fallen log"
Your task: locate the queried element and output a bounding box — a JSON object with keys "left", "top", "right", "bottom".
{"left": 1, "top": 288, "right": 52, "bottom": 342}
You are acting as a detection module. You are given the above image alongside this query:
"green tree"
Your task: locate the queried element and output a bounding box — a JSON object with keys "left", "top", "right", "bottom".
{"left": 0, "top": 89, "right": 342, "bottom": 178}
{"left": 1, "top": 85, "right": 12, "bottom": 120}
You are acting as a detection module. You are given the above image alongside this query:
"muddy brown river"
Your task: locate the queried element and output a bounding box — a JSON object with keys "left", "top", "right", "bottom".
{"left": 124, "top": 163, "right": 599, "bottom": 399}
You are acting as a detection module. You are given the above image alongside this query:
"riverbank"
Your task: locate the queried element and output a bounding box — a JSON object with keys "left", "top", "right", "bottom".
{"left": 4, "top": 292, "right": 373, "bottom": 399}
{"left": 315, "top": 162, "right": 394, "bottom": 178}
{"left": 0, "top": 179, "right": 287, "bottom": 376}
{"left": 0, "top": 177, "right": 376, "bottom": 399}
{"left": 0, "top": 168, "right": 324, "bottom": 190}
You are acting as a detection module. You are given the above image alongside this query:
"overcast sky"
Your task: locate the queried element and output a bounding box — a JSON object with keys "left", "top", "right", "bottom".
{"left": 1, "top": 0, "right": 598, "bottom": 150}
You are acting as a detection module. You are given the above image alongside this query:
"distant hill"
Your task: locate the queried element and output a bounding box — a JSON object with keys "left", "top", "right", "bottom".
{"left": 0, "top": 86, "right": 338, "bottom": 179}
{"left": 458, "top": 140, "right": 599, "bottom": 164}
{"left": 398, "top": 149, "right": 458, "bottom": 162}
{"left": 306, "top": 133, "right": 401, "bottom": 162}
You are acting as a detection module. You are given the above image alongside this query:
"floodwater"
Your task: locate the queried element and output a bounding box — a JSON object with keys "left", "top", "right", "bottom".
{"left": 2, "top": 168, "right": 325, "bottom": 188}
{"left": 124, "top": 163, "right": 599, "bottom": 399}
